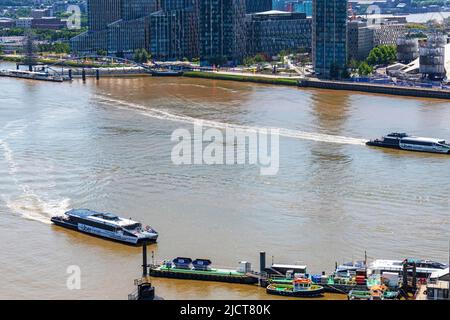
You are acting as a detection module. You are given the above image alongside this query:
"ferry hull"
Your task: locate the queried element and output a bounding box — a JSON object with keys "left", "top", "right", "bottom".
{"left": 366, "top": 141, "right": 401, "bottom": 149}
{"left": 366, "top": 141, "right": 450, "bottom": 154}
{"left": 266, "top": 285, "right": 324, "bottom": 298}
{"left": 51, "top": 217, "right": 157, "bottom": 246}
{"left": 149, "top": 268, "right": 259, "bottom": 285}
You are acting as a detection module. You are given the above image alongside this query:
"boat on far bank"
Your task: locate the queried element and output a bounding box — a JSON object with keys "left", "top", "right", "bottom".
{"left": 0, "top": 69, "right": 65, "bottom": 82}
{"left": 151, "top": 70, "right": 183, "bottom": 77}
{"left": 367, "top": 133, "right": 450, "bottom": 154}
{"left": 51, "top": 209, "right": 158, "bottom": 245}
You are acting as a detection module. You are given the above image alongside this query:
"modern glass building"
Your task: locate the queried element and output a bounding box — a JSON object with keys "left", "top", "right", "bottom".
{"left": 107, "top": 16, "right": 152, "bottom": 57}
{"left": 150, "top": 0, "right": 200, "bottom": 60}
{"left": 71, "top": 0, "right": 159, "bottom": 56}
{"left": 200, "top": 0, "right": 247, "bottom": 66}
{"left": 246, "top": 11, "right": 311, "bottom": 57}
{"left": 292, "top": 0, "right": 312, "bottom": 17}
{"left": 71, "top": 0, "right": 122, "bottom": 54}
{"left": 245, "top": 0, "right": 272, "bottom": 14}
{"left": 107, "top": 0, "right": 157, "bottom": 56}
{"left": 121, "top": 0, "right": 158, "bottom": 20}
{"left": 312, "top": 0, "right": 348, "bottom": 79}
{"left": 88, "top": 0, "right": 122, "bottom": 31}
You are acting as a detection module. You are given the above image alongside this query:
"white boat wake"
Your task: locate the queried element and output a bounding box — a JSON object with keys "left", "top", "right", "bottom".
{"left": 0, "top": 125, "right": 71, "bottom": 224}
{"left": 95, "top": 95, "right": 368, "bottom": 146}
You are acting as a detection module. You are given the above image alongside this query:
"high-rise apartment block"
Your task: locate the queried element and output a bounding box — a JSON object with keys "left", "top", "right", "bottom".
{"left": 150, "top": 0, "right": 200, "bottom": 60}
{"left": 200, "top": 0, "right": 247, "bottom": 66}
{"left": 245, "top": 0, "right": 272, "bottom": 14}
{"left": 71, "top": 0, "right": 158, "bottom": 56}
{"left": 312, "top": 0, "right": 348, "bottom": 79}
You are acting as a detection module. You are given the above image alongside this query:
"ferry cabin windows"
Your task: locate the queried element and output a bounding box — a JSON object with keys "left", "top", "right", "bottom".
{"left": 124, "top": 223, "right": 142, "bottom": 230}
{"left": 401, "top": 140, "right": 434, "bottom": 146}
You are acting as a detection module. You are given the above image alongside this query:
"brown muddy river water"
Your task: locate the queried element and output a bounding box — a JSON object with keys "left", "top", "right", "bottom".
{"left": 0, "top": 64, "right": 449, "bottom": 299}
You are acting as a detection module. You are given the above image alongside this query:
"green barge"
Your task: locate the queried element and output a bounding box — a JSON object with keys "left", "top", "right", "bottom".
{"left": 149, "top": 258, "right": 259, "bottom": 285}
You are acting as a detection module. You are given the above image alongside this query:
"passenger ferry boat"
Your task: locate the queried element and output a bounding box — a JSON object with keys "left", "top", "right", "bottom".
{"left": 367, "top": 133, "right": 450, "bottom": 154}
{"left": 51, "top": 209, "right": 158, "bottom": 245}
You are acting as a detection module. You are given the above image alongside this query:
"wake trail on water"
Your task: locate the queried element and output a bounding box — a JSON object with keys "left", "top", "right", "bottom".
{"left": 96, "top": 95, "right": 368, "bottom": 146}
{"left": 0, "top": 127, "right": 71, "bottom": 224}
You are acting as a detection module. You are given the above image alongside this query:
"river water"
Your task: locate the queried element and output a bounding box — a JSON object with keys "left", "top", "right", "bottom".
{"left": 0, "top": 62, "right": 449, "bottom": 299}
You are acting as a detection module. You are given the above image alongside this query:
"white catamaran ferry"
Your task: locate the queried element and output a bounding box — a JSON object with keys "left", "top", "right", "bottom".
{"left": 367, "top": 133, "right": 450, "bottom": 154}
{"left": 51, "top": 209, "right": 158, "bottom": 245}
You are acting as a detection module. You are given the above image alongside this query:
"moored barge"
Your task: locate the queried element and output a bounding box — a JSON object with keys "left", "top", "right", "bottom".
{"left": 149, "top": 258, "right": 259, "bottom": 285}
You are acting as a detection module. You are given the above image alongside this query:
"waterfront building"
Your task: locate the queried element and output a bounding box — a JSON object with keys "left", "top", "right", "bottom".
{"left": 312, "top": 0, "right": 348, "bottom": 79}
{"left": 31, "top": 17, "right": 67, "bottom": 30}
{"left": 273, "top": 0, "right": 287, "bottom": 10}
{"left": 71, "top": 0, "right": 158, "bottom": 56}
{"left": 107, "top": 0, "right": 158, "bottom": 57}
{"left": 419, "top": 35, "right": 450, "bottom": 81}
{"left": 397, "top": 37, "right": 419, "bottom": 64}
{"left": 31, "top": 8, "right": 53, "bottom": 19}
{"left": 0, "top": 18, "right": 15, "bottom": 28}
{"left": 15, "top": 17, "right": 33, "bottom": 29}
{"left": 121, "top": 0, "right": 158, "bottom": 20}
{"left": 347, "top": 18, "right": 407, "bottom": 61}
{"left": 71, "top": 0, "right": 122, "bottom": 54}
{"left": 347, "top": 20, "right": 373, "bottom": 62}
{"left": 200, "top": 0, "right": 247, "bottom": 66}
{"left": 88, "top": 0, "right": 122, "bottom": 32}
{"left": 150, "top": 0, "right": 200, "bottom": 60}
{"left": 285, "top": 0, "right": 312, "bottom": 16}
{"left": 0, "top": 36, "right": 25, "bottom": 54}
{"left": 245, "top": 0, "right": 272, "bottom": 13}
{"left": 107, "top": 17, "right": 152, "bottom": 57}
{"left": 246, "top": 11, "right": 312, "bottom": 57}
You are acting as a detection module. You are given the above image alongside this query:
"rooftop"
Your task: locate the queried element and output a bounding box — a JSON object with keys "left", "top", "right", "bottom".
{"left": 66, "top": 209, "right": 140, "bottom": 227}
{"left": 254, "top": 10, "right": 290, "bottom": 15}
{"left": 431, "top": 267, "right": 449, "bottom": 280}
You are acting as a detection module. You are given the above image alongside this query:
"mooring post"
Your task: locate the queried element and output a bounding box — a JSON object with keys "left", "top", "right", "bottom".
{"left": 402, "top": 262, "right": 408, "bottom": 292}
{"left": 412, "top": 263, "right": 417, "bottom": 291}
{"left": 260, "top": 251, "right": 266, "bottom": 274}
{"left": 82, "top": 69, "right": 86, "bottom": 81}
{"left": 142, "top": 242, "right": 148, "bottom": 277}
